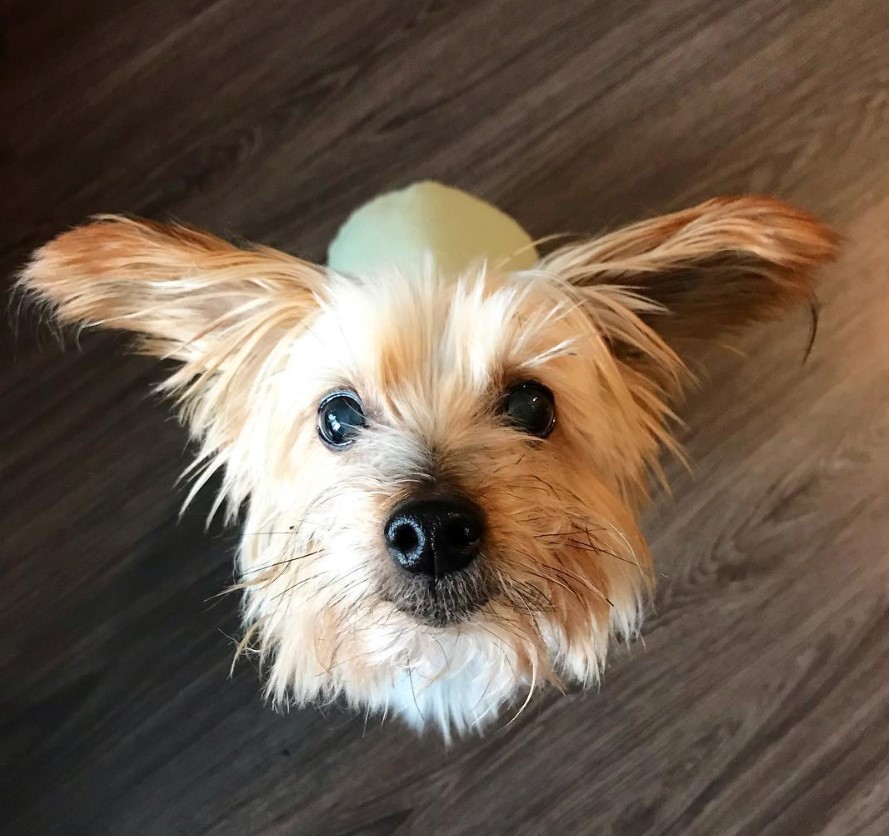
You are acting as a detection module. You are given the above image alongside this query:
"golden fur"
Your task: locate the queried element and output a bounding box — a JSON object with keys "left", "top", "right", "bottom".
{"left": 19, "top": 197, "right": 837, "bottom": 736}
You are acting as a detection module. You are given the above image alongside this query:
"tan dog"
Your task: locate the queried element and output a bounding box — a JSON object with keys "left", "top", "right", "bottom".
{"left": 19, "top": 197, "right": 836, "bottom": 736}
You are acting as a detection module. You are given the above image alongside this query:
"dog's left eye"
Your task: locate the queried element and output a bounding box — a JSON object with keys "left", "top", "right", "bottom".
{"left": 318, "top": 391, "right": 367, "bottom": 448}
{"left": 504, "top": 381, "right": 556, "bottom": 438}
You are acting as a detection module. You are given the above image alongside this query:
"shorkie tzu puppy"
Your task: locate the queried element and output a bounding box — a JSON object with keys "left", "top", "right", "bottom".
{"left": 20, "top": 197, "right": 836, "bottom": 736}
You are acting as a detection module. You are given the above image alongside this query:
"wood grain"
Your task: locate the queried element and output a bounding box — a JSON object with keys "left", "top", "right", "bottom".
{"left": 2, "top": 1, "right": 888, "bottom": 834}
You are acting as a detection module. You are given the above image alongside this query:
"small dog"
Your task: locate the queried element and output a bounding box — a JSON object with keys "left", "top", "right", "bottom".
{"left": 20, "top": 197, "right": 836, "bottom": 736}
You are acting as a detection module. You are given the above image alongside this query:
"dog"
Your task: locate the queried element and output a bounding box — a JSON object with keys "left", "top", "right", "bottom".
{"left": 19, "top": 196, "right": 836, "bottom": 736}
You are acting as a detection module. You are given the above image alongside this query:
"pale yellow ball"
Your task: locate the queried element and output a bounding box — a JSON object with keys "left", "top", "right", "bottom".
{"left": 328, "top": 181, "right": 538, "bottom": 277}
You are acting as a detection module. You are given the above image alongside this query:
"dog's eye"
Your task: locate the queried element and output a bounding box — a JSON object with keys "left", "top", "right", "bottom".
{"left": 318, "top": 391, "right": 367, "bottom": 448}
{"left": 504, "top": 381, "right": 556, "bottom": 438}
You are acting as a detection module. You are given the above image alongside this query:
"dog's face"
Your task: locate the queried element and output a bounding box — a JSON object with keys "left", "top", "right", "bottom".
{"left": 21, "top": 198, "right": 836, "bottom": 735}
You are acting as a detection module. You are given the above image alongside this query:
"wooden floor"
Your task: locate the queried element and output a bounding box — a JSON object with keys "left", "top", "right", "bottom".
{"left": 2, "top": 1, "right": 888, "bottom": 833}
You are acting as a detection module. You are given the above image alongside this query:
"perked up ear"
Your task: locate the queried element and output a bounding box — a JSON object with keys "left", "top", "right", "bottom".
{"left": 539, "top": 196, "right": 839, "bottom": 346}
{"left": 19, "top": 216, "right": 325, "bottom": 368}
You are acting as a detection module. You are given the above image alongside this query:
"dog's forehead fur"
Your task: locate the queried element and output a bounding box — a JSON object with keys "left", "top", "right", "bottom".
{"left": 313, "top": 268, "right": 567, "bottom": 411}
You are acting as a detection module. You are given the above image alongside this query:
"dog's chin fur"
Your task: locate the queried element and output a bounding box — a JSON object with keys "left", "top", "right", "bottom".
{"left": 19, "top": 197, "right": 838, "bottom": 737}
{"left": 380, "top": 567, "right": 492, "bottom": 627}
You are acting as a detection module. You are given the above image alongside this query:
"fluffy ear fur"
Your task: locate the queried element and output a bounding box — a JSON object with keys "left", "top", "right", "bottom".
{"left": 18, "top": 216, "right": 325, "bottom": 368}
{"left": 539, "top": 196, "right": 839, "bottom": 346}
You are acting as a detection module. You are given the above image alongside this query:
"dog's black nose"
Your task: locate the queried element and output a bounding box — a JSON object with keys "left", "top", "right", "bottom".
{"left": 385, "top": 496, "right": 484, "bottom": 577}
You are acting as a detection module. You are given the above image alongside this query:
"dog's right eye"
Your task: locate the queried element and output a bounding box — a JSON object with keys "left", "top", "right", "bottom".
{"left": 503, "top": 381, "right": 556, "bottom": 438}
{"left": 318, "top": 391, "right": 367, "bottom": 449}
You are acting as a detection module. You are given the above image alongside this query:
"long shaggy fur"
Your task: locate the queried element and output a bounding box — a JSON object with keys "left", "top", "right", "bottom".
{"left": 19, "top": 197, "right": 837, "bottom": 737}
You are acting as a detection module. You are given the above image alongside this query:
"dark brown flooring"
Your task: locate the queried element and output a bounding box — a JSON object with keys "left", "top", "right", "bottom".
{"left": 2, "top": 1, "right": 889, "bottom": 834}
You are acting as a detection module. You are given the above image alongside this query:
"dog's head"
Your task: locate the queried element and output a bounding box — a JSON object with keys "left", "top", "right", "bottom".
{"left": 20, "top": 198, "right": 836, "bottom": 735}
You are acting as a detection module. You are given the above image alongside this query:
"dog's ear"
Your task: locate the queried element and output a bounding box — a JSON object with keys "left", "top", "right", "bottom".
{"left": 19, "top": 216, "right": 325, "bottom": 367}
{"left": 540, "top": 197, "right": 838, "bottom": 347}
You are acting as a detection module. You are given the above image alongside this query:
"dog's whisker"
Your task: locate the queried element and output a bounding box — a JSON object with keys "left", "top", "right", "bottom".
{"left": 240, "top": 530, "right": 301, "bottom": 536}
{"left": 242, "top": 548, "right": 324, "bottom": 574}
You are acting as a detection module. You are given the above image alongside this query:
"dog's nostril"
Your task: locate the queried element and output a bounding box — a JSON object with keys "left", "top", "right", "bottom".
{"left": 391, "top": 521, "right": 420, "bottom": 555}
{"left": 444, "top": 519, "right": 481, "bottom": 551}
{"left": 385, "top": 496, "right": 484, "bottom": 578}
